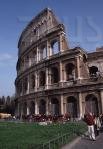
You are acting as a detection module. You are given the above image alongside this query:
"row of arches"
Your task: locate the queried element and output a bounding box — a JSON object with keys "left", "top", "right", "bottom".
{"left": 18, "top": 40, "right": 60, "bottom": 72}
{"left": 17, "top": 63, "right": 76, "bottom": 95}
{"left": 20, "top": 14, "right": 55, "bottom": 52}
{"left": 21, "top": 94, "right": 99, "bottom": 117}
{"left": 17, "top": 64, "right": 102, "bottom": 96}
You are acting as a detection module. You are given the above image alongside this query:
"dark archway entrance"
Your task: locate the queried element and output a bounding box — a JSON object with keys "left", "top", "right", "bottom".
{"left": 51, "top": 98, "right": 59, "bottom": 116}
{"left": 85, "top": 94, "right": 99, "bottom": 115}
{"left": 39, "top": 71, "right": 46, "bottom": 86}
{"left": 67, "top": 96, "right": 77, "bottom": 118}
{"left": 51, "top": 67, "right": 59, "bottom": 83}
{"left": 89, "top": 66, "right": 98, "bottom": 77}
{"left": 39, "top": 99, "right": 46, "bottom": 114}
{"left": 30, "top": 101, "right": 35, "bottom": 115}
{"left": 65, "top": 63, "right": 75, "bottom": 81}
{"left": 23, "top": 102, "right": 27, "bottom": 115}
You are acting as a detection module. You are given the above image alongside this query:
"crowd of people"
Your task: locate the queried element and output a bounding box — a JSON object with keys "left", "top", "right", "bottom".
{"left": 16, "top": 113, "right": 72, "bottom": 123}
{"left": 84, "top": 113, "right": 103, "bottom": 141}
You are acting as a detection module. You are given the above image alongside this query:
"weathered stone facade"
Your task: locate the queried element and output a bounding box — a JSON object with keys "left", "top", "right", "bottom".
{"left": 15, "top": 8, "right": 103, "bottom": 119}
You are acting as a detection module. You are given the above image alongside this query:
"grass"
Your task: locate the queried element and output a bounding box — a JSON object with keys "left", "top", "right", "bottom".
{"left": 0, "top": 121, "right": 87, "bottom": 149}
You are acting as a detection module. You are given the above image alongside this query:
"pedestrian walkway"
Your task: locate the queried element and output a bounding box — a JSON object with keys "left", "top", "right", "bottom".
{"left": 62, "top": 133, "right": 103, "bottom": 149}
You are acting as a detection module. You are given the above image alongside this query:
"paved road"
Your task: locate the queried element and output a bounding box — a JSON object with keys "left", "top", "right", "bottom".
{"left": 71, "top": 133, "right": 103, "bottom": 149}
{"left": 62, "top": 132, "right": 103, "bottom": 149}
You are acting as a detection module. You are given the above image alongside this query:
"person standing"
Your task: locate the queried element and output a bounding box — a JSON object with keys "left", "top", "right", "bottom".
{"left": 84, "top": 113, "right": 96, "bottom": 141}
{"left": 94, "top": 115, "right": 101, "bottom": 136}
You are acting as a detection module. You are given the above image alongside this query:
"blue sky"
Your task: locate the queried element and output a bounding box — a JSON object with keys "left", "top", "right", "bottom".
{"left": 0, "top": 0, "right": 103, "bottom": 96}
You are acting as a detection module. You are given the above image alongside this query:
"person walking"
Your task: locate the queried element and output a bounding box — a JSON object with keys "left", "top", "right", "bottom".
{"left": 84, "top": 113, "right": 96, "bottom": 141}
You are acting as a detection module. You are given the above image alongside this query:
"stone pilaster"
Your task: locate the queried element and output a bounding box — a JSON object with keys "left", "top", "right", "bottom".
{"left": 60, "top": 61, "right": 63, "bottom": 82}
{"left": 61, "top": 95, "right": 64, "bottom": 115}
{"left": 46, "top": 68, "right": 49, "bottom": 89}
{"left": 76, "top": 56, "right": 82, "bottom": 81}
{"left": 59, "top": 34, "right": 63, "bottom": 52}
{"left": 27, "top": 106, "right": 30, "bottom": 115}
{"left": 27, "top": 76, "right": 30, "bottom": 94}
{"left": 47, "top": 40, "right": 50, "bottom": 58}
{"left": 35, "top": 72, "right": 38, "bottom": 91}
{"left": 36, "top": 47, "right": 39, "bottom": 63}
{"left": 100, "top": 90, "right": 103, "bottom": 113}
{"left": 78, "top": 92, "right": 83, "bottom": 119}
{"left": 20, "top": 103, "right": 23, "bottom": 119}
{"left": 35, "top": 99, "right": 39, "bottom": 114}
{"left": 46, "top": 98, "right": 49, "bottom": 115}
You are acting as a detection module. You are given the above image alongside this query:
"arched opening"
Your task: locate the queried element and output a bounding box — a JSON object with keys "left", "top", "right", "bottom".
{"left": 40, "top": 45, "right": 47, "bottom": 60}
{"left": 51, "top": 67, "right": 59, "bottom": 83}
{"left": 67, "top": 96, "right": 77, "bottom": 118}
{"left": 39, "top": 99, "right": 46, "bottom": 114}
{"left": 51, "top": 40, "right": 59, "bottom": 55}
{"left": 89, "top": 66, "right": 98, "bottom": 77}
{"left": 29, "top": 101, "right": 35, "bottom": 115}
{"left": 23, "top": 77, "right": 28, "bottom": 94}
{"left": 39, "top": 71, "right": 46, "bottom": 86}
{"left": 31, "top": 51, "right": 36, "bottom": 65}
{"left": 30, "top": 74, "right": 35, "bottom": 90}
{"left": 51, "top": 98, "right": 59, "bottom": 116}
{"left": 18, "top": 81, "right": 22, "bottom": 95}
{"left": 23, "top": 102, "right": 27, "bottom": 115}
{"left": 65, "top": 63, "right": 75, "bottom": 81}
{"left": 43, "top": 46, "right": 47, "bottom": 59}
{"left": 85, "top": 94, "right": 99, "bottom": 115}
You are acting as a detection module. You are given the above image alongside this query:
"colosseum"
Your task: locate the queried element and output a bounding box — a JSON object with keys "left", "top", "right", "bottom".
{"left": 15, "top": 8, "right": 103, "bottom": 119}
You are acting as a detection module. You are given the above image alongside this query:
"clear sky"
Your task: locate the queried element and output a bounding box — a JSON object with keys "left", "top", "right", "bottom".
{"left": 0, "top": 0, "right": 103, "bottom": 96}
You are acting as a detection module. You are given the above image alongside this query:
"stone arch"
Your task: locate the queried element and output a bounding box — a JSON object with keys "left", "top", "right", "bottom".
{"left": 89, "top": 66, "right": 99, "bottom": 77}
{"left": 65, "top": 63, "right": 75, "bottom": 81}
{"left": 30, "top": 74, "right": 35, "bottom": 90}
{"left": 51, "top": 40, "right": 59, "bottom": 55}
{"left": 30, "top": 50, "right": 36, "bottom": 65}
{"left": 40, "top": 45, "right": 47, "bottom": 60}
{"left": 67, "top": 96, "right": 77, "bottom": 118}
{"left": 17, "top": 80, "right": 22, "bottom": 95}
{"left": 23, "top": 102, "right": 27, "bottom": 115}
{"left": 39, "top": 71, "right": 46, "bottom": 86}
{"left": 29, "top": 101, "right": 35, "bottom": 115}
{"left": 23, "top": 77, "right": 28, "bottom": 94}
{"left": 51, "top": 67, "right": 59, "bottom": 83}
{"left": 85, "top": 94, "right": 99, "bottom": 115}
{"left": 51, "top": 98, "right": 59, "bottom": 116}
{"left": 39, "top": 99, "right": 46, "bottom": 114}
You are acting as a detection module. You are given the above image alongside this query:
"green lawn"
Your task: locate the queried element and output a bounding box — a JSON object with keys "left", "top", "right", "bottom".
{"left": 0, "top": 121, "right": 87, "bottom": 149}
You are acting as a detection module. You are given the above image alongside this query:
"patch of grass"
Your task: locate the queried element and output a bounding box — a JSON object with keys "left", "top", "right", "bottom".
{"left": 0, "top": 121, "right": 87, "bottom": 149}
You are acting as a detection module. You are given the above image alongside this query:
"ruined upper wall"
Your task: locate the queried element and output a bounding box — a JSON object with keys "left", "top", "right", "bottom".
{"left": 87, "top": 49, "right": 103, "bottom": 76}
{"left": 18, "top": 8, "right": 65, "bottom": 55}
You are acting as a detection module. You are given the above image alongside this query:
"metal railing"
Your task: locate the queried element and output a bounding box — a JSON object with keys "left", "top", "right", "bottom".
{"left": 0, "top": 132, "right": 77, "bottom": 149}
{"left": 42, "top": 132, "right": 77, "bottom": 149}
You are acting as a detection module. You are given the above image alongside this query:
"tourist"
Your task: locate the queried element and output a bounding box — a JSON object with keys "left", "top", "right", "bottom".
{"left": 84, "top": 113, "right": 96, "bottom": 141}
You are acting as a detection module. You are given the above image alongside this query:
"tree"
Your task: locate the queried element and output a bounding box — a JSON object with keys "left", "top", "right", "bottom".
{"left": 1, "top": 96, "right": 5, "bottom": 105}
{"left": 0, "top": 96, "right": 6, "bottom": 113}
